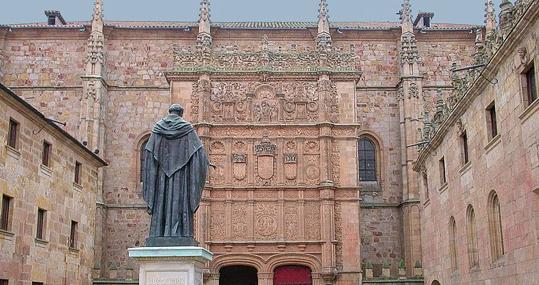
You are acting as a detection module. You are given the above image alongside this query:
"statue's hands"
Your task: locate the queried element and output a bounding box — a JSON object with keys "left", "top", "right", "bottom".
{"left": 147, "top": 206, "right": 152, "bottom": 215}
{"left": 209, "top": 162, "right": 217, "bottom": 169}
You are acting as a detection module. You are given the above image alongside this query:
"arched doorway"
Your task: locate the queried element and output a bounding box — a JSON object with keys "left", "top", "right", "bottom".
{"left": 274, "top": 265, "right": 312, "bottom": 285}
{"left": 219, "top": 265, "right": 258, "bottom": 285}
{"left": 431, "top": 281, "right": 441, "bottom": 285}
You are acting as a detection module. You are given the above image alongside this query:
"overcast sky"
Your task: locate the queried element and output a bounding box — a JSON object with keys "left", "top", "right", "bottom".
{"left": 1, "top": 0, "right": 503, "bottom": 25}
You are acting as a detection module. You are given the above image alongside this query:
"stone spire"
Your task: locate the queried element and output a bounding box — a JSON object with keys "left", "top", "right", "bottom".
{"left": 80, "top": 0, "right": 107, "bottom": 152}
{"left": 197, "top": 0, "right": 212, "bottom": 64}
{"left": 198, "top": 0, "right": 211, "bottom": 35}
{"left": 485, "top": 0, "right": 496, "bottom": 35}
{"left": 318, "top": 0, "right": 330, "bottom": 36}
{"left": 399, "top": 0, "right": 419, "bottom": 71}
{"left": 499, "top": 0, "right": 515, "bottom": 38}
{"left": 86, "top": 0, "right": 104, "bottom": 75}
{"left": 400, "top": 0, "right": 413, "bottom": 35}
{"left": 316, "top": 0, "right": 332, "bottom": 52}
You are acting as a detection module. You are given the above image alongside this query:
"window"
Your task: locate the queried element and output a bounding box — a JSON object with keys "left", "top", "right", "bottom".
{"left": 486, "top": 102, "right": 498, "bottom": 140}
{"left": 449, "top": 217, "right": 458, "bottom": 270}
{"left": 36, "top": 208, "right": 46, "bottom": 240}
{"left": 32, "top": 282, "right": 43, "bottom": 285}
{"left": 42, "top": 141, "right": 51, "bottom": 167}
{"left": 488, "top": 191, "right": 504, "bottom": 262}
{"left": 461, "top": 131, "right": 469, "bottom": 165}
{"left": 423, "top": 172, "right": 429, "bottom": 200}
{"left": 7, "top": 119, "right": 19, "bottom": 149}
{"left": 74, "top": 161, "right": 82, "bottom": 184}
{"left": 358, "top": 138, "right": 377, "bottom": 182}
{"left": 524, "top": 63, "right": 537, "bottom": 106}
{"left": 467, "top": 205, "right": 479, "bottom": 268}
{"left": 439, "top": 157, "right": 447, "bottom": 185}
{"left": 1, "top": 195, "right": 13, "bottom": 231}
{"left": 140, "top": 139, "right": 149, "bottom": 183}
{"left": 0, "top": 280, "right": 8, "bottom": 285}
{"left": 69, "top": 221, "right": 78, "bottom": 249}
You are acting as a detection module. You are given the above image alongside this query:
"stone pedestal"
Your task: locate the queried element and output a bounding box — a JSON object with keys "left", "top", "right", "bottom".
{"left": 128, "top": 247, "right": 213, "bottom": 285}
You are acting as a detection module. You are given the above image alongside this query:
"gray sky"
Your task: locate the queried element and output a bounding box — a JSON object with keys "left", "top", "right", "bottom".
{"left": 1, "top": 0, "right": 503, "bottom": 25}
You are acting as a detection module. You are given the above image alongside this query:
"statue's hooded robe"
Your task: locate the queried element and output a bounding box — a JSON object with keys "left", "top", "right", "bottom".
{"left": 142, "top": 114, "right": 208, "bottom": 238}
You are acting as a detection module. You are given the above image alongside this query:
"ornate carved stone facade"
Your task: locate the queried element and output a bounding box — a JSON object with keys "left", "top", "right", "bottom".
{"left": 0, "top": 0, "right": 510, "bottom": 284}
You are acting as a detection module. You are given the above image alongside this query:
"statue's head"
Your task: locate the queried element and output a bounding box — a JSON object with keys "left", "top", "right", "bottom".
{"left": 169, "top": 104, "right": 184, "bottom": 117}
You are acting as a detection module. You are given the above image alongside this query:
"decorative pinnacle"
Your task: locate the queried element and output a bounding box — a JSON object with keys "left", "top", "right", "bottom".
{"left": 484, "top": 0, "right": 496, "bottom": 34}
{"left": 199, "top": 0, "right": 211, "bottom": 35}
{"left": 400, "top": 0, "right": 413, "bottom": 34}
{"left": 92, "top": 0, "right": 103, "bottom": 24}
{"left": 318, "top": 0, "right": 330, "bottom": 35}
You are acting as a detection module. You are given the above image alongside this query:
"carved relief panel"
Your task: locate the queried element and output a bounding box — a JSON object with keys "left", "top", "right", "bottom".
{"left": 207, "top": 137, "right": 324, "bottom": 187}
{"left": 195, "top": 81, "right": 339, "bottom": 123}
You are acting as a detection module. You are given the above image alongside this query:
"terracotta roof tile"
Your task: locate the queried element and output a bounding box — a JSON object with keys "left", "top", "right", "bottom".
{"left": 2, "top": 20, "right": 481, "bottom": 31}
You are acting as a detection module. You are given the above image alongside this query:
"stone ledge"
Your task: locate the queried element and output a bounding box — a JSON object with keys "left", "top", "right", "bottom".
{"left": 484, "top": 134, "right": 501, "bottom": 153}
{"left": 363, "top": 280, "right": 424, "bottom": 284}
{"left": 93, "top": 280, "right": 138, "bottom": 285}
{"left": 128, "top": 246, "right": 213, "bottom": 262}
{"left": 519, "top": 97, "right": 539, "bottom": 123}
{"left": 5, "top": 145, "right": 21, "bottom": 160}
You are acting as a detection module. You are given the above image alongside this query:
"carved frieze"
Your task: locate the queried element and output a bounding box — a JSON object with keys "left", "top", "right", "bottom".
{"left": 198, "top": 81, "right": 333, "bottom": 123}
{"left": 174, "top": 37, "right": 359, "bottom": 73}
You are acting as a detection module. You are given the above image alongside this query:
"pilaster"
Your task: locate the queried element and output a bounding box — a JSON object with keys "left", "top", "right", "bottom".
{"left": 398, "top": 0, "right": 423, "bottom": 275}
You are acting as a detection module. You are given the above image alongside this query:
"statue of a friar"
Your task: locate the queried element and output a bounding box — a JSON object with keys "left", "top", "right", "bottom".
{"left": 142, "top": 104, "right": 209, "bottom": 247}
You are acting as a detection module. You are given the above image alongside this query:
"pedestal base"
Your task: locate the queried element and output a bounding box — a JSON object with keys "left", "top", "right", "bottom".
{"left": 128, "top": 247, "right": 213, "bottom": 285}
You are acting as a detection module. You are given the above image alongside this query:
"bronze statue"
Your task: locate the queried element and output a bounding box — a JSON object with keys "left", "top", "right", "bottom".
{"left": 142, "top": 104, "right": 209, "bottom": 246}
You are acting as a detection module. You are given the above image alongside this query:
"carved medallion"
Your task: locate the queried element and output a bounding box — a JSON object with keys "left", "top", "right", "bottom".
{"left": 256, "top": 215, "right": 277, "bottom": 237}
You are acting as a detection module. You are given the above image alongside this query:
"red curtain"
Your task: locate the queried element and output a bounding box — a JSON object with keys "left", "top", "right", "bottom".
{"left": 273, "top": 265, "right": 312, "bottom": 285}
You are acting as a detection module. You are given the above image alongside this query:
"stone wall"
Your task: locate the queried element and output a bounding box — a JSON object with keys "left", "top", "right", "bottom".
{"left": 418, "top": 4, "right": 539, "bottom": 284}
{"left": 0, "top": 21, "right": 477, "bottom": 283}
{"left": 0, "top": 86, "right": 104, "bottom": 284}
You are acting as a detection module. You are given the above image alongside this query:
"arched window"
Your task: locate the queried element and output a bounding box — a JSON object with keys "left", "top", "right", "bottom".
{"left": 139, "top": 138, "right": 149, "bottom": 183}
{"left": 466, "top": 205, "right": 479, "bottom": 268}
{"left": 449, "top": 217, "right": 457, "bottom": 270}
{"left": 488, "top": 191, "right": 504, "bottom": 262}
{"left": 358, "top": 138, "right": 377, "bottom": 182}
